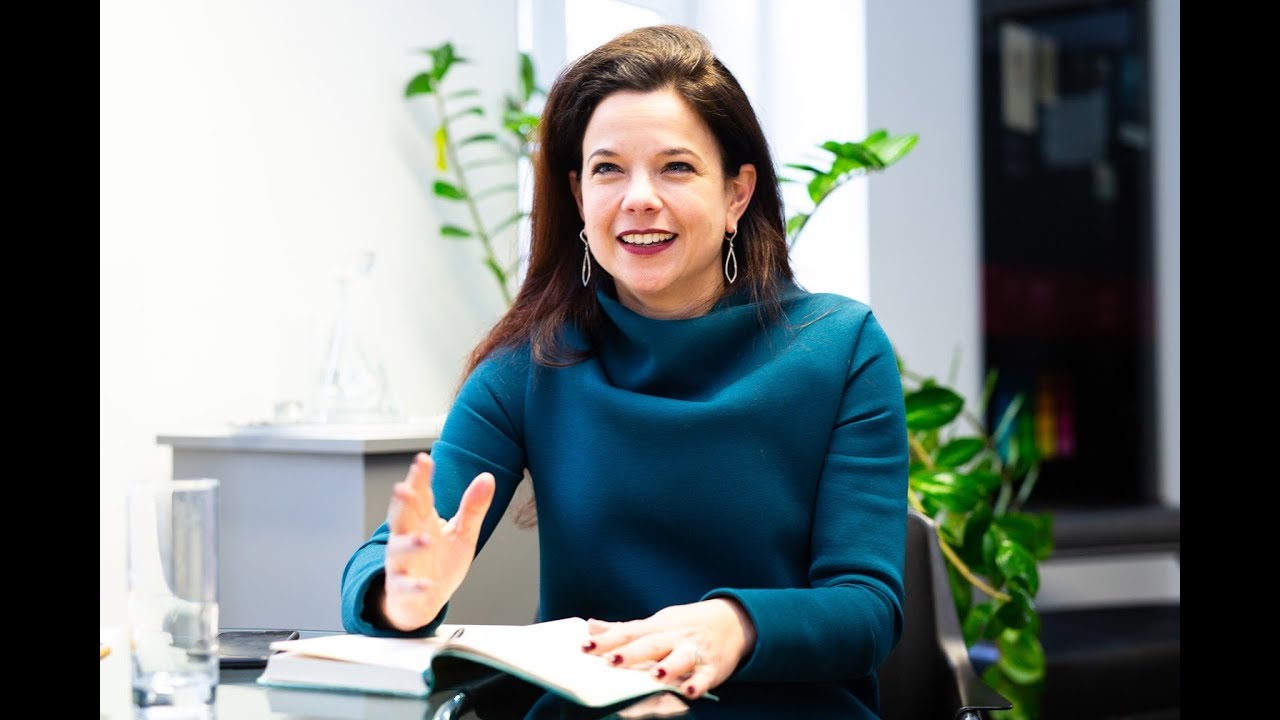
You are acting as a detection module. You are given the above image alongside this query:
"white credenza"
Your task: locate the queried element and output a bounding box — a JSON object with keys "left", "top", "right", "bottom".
{"left": 158, "top": 423, "right": 540, "bottom": 631}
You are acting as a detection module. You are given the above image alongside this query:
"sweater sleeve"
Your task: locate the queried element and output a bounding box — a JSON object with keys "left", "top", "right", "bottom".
{"left": 704, "top": 311, "right": 908, "bottom": 682}
{"left": 340, "top": 349, "right": 530, "bottom": 637}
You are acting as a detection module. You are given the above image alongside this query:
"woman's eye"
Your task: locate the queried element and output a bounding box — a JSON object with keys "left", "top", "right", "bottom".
{"left": 665, "top": 162, "right": 694, "bottom": 173}
{"left": 590, "top": 163, "right": 620, "bottom": 175}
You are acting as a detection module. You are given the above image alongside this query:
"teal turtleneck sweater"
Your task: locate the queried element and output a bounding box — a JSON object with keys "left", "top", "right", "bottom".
{"left": 341, "top": 283, "right": 909, "bottom": 718}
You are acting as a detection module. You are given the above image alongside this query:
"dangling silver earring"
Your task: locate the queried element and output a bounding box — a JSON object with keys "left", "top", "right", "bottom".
{"left": 723, "top": 230, "right": 738, "bottom": 284}
{"left": 580, "top": 229, "right": 591, "bottom": 286}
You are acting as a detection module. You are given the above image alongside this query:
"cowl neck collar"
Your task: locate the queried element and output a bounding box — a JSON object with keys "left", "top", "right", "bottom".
{"left": 592, "top": 281, "right": 800, "bottom": 398}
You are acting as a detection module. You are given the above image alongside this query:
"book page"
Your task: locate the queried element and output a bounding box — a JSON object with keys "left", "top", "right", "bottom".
{"left": 270, "top": 618, "right": 679, "bottom": 708}
{"left": 444, "top": 618, "right": 676, "bottom": 707}
{"left": 271, "top": 633, "right": 445, "bottom": 671}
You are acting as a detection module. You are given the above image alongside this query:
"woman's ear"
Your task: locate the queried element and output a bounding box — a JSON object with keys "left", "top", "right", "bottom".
{"left": 726, "top": 164, "right": 757, "bottom": 229}
{"left": 569, "top": 171, "right": 585, "bottom": 220}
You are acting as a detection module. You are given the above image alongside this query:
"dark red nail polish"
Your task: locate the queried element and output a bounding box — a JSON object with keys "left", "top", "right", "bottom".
{"left": 581, "top": 641, "right": 596, "bottom": 651}
{"left": 654, "top": 667, "right": 666, "bottom": 679}
{"left": 610, "top": 654, "right": 623, "bottom": 665}
{"left": 686, "top": 685, "right": 696, "bottom": 696}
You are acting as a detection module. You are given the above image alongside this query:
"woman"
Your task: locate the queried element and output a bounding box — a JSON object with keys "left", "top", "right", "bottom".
{"left": 341, "top": 25, "right": 908, "bottom": 719}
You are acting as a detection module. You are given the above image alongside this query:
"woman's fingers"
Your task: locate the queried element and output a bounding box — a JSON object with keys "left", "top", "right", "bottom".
{"left": 447, "top": 473, "right": 496, "bottom": 545}
{"left": 595, "top": 633, "right": 716, "bottom": 699}
{"left": 388, "top": 453, "right": 440, "bottom": 535}
{"left": 601, "top": 632, "right": 677, "bottom": 670}
{"left": 583, "top": 618, "right": 643, "bottom": 653}
{"left": 677, "top": 652, "right": 718, "bottom": 699}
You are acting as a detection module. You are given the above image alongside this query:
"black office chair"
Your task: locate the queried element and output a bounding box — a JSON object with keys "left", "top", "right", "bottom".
{"left": 878, "top": 510, "right": 1013, "bottom": 720}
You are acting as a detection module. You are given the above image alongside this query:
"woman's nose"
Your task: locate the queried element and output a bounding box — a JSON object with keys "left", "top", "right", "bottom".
{"left": 621, "top": 174, "right": 661, "bottom": 213}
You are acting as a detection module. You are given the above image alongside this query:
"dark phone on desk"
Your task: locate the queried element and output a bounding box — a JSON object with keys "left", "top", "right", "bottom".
{"left": 218, "top": 629, "right": 300, "bottom": 669}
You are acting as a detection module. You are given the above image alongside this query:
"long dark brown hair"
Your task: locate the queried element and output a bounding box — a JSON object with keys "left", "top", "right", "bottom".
{"left": 464, "top": 24, "right": 794, "bottom": 379}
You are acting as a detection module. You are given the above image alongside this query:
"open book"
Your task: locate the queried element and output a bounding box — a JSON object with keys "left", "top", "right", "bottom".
{"left": 258, "top": 617, "right": 691, "bottom": 708}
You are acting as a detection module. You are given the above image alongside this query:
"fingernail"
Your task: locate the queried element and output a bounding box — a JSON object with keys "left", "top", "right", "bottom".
{"left": 581, "top": 641, "right": 596, "bottom": 651}
{"left": 610, "top": 654, "right": 623, "bottom": 666}
{"left": 653, "top": 667, "right": 666, "bottom": 679}
{"left": 685, "top": 684, "right": 696, "bottom": 696}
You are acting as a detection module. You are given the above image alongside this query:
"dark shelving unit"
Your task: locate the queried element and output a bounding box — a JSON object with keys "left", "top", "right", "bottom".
{"left": 979, "top": 0, "right": 1156, "bottom": 510}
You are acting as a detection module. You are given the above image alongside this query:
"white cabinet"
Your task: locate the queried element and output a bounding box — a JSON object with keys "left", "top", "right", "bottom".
{"left": 159, "top": 423, "right": 539, "bottom": 631}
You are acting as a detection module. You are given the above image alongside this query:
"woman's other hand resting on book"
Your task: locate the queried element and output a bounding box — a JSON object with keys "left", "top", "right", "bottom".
{"left": 383, "top": 452, "right": 496, "bottom": 632}
{"left": 581, "top": 599, "right": 757, "bottom": 700}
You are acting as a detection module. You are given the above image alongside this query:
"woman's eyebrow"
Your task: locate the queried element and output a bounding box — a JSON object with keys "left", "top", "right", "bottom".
{"left": 585, "top": 147, "right": 703, "bottom": 161}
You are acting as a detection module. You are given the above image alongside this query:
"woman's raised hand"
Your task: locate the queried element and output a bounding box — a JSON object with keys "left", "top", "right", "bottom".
{"left": 382, "top": 452, "right": 496, "bottom": 631}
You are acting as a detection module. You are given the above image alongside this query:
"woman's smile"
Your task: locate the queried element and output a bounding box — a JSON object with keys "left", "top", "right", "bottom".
{"left": 618, "top": 229, "right": 677, "bottom": 255}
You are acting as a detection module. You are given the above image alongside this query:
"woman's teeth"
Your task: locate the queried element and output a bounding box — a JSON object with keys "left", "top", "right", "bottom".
{"left": 620, "top": 233, "right": 675, "bottom": 245}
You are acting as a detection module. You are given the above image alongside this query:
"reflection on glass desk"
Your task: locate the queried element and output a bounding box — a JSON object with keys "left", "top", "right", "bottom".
{"left": 102, "top": 627, "right": 691, "bottom": 720}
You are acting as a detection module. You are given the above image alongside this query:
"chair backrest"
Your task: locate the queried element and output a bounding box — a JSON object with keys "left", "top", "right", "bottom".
{"left": 878, "top": 509, "right": 956, "bottom": 719}
{"left": 878, "top": 510, "right": 1012, "bottom": 720}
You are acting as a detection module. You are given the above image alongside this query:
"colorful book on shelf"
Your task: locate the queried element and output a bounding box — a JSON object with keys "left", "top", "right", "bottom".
{"left": 257, "top": 617, "right": 695, "bottom": 708}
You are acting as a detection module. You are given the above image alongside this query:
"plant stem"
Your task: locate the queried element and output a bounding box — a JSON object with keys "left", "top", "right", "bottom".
{"left": 908, "top": 434, "right": 933, "bottom": 468}
{"left": 908, "top": 490, "right": 1010, "bottom": 603}
{"left": 937, "top": 537, "right": 1011, "bottom": 602}
{"left": 433, "top": 90, "right": 513, "bottom": 306}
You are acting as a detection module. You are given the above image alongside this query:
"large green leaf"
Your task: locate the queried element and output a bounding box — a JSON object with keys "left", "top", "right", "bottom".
{"left": 995, "top": 512, "right": 1051, "bottom": 560}
{"left": 866, "top": 132, "right": 919, "bottom": 166}
{"left": 981, "top": 529, "right": 1005, "bottom": 588}
{"left": 960, "top": 504, "right": 993, "bottom": 567}
{"left": 904, "top": 385, "right": 964, "bottom": 430}
{"left": 995, "top": 540, "right": 1040, "bottom": 596}
{"left": 963, "top": 601, "right": 996, "bottom": 646}
{"left": 970, "top": 468, "right": 1003, "bottom": 495}
{"left": 995, "top": 586, "right": 1035, "bottom": 629}
{"left": 997, "top": 626, "right": 1046, "bottom": 685}
{"left": 807, "top": 174, "right": 836, "bottom": 204}
{"left": 909, "top": 470, "right": 980, "bottom": 513}
{"left": 820, "top": 141, "right": 883, "bottom": 169}
{"left": 936, "top": 437, "right": 984, "bottom": 468}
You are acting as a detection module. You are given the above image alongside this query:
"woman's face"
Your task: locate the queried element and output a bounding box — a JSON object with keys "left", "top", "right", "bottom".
{"left": 570, "top": 88, "right": 756, "bottom": 319}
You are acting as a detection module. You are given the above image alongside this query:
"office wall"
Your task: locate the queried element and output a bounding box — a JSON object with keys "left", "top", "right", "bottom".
{"left": 100, "top": 0, "right": 518, "bottom": 625}
{"left": 864, "top": 2, "right": 983, "bottom": 405}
